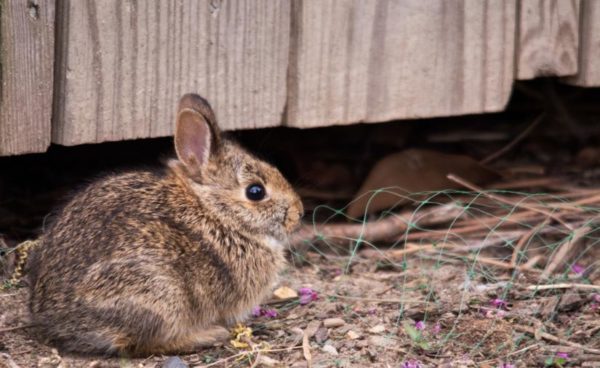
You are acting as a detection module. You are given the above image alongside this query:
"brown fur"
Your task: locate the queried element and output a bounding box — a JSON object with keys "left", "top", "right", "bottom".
{"left": 27, "top": 94, "right": 303, "bottom": 356}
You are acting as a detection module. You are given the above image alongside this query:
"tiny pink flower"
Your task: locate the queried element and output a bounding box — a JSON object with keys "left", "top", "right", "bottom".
{"left": 367, "top": 307, "right": 377, "bottom": 315}
{"left": 556, "top": 352, "right": 569, "bottom": 359}
{"left": 415, "top": 321, "right": 425, "bottom": 330}
{"left": 298, "top": 287, "right": 313, "bottom": 295}
{"left": 491, "top": 298, "right": 508, "bottom": 309}
{"left": 298, "top": 287, "right": 318, "bottom": 305}
{"left": 593, "top": 294, "right": 600, "bottom": 303}
{"left": 401, "top": 360, "right": 422, "bottom": 368}
{"left": 263, "top": 308, "right": 278, "bottom": 318}
{"left": 571, "top": 263, "right": 585, "bottom": 275}
{"left": 432, "top": 322, "right": 441, "bottom": 335}
{"left": 251, "top": 306, "right": 262, "bottom": 317}
{"left": 498, "top": 363, "right": 515, "bottom": 368}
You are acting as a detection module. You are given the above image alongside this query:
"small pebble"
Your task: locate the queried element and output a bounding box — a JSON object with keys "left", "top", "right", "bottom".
{"left": 323, "top": 317, "right": 345, "bottom": 328}
{"left": 369, "top": 324, "right": 386, "bottom": 334}
{"left": 162, "top": 356, "right": 189, "bottom": 368}
{"left": 368, "top": 335, "right": 393, "bottom": 347}
{"left": 322, "top": 344, "right": 339, "bottom": 356}
{"left": 346, "top": 330, "right": 360, "bottom": 339}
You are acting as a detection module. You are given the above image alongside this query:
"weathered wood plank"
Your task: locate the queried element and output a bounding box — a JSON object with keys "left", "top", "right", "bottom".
{"left": 0, "top": 0, "right": 54, "bottom": 155}
{"left": 565, "top": 0, "right": 600, "bottom": 86}
{"left": 285, "top": 0, "right": 516, "bottom": 128}
{"left": 53, "top": 0, "right": 290, "bottom": 146}
{"left": 517, "top": 0, "right": 580, "bottom": 79}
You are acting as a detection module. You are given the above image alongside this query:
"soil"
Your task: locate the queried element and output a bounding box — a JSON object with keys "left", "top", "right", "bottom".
{"left": 2, "top": 80, "right": 600, "bottom": 367}
{"left": 2, "top": 246, "right": 600, "bottom": 367}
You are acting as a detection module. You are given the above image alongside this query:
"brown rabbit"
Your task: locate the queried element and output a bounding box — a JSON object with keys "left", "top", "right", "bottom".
{"left": 27, "top": 94, "right": 303, "bottom": 356}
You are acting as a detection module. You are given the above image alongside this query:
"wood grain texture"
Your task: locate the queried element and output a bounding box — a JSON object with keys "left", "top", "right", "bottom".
{"left": 285, "top": 0, "right": 517, "bottom": 128}
{"left": 517, "top": 0, "right": 580, "bottom": 80}
{"left": 53, "top": 0, "right": 290, "bottom": 146}
{"left": 0, "top": 0, "right": 54, "bottom": 155}
{"left": 565, "top": 0, "right": 600, "bottom": 86}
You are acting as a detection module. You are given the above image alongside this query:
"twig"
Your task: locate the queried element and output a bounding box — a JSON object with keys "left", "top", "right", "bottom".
{"left": 526, "top": 283, "right": 600, "bottom": 291}
{"left": 194, "top": 346, "right": 301, "bottom": 368}
{"left": 302, "top": 328, "right": 312, "bottom": 368}
{"left": 515, "top": 325, "right": 600, "bottom": 355}
{"left": 505, "top": 343, "right": 540, "bottom": 357}
{"left": 489, "top": 177, "right": 565, "bottom": 190}
{"left": 447, "top": 174, "right": 573, "bottom": 231}
{"left": 290, "top": 215, "right": 408, "bottom": 249}
{"left": 328, "top": 294, "right": 423, "bottom": 304}
{"left": 511, "top": 218, "right": 549, "bottom": 267}
{"left": 541, "top": 226, "right": 590, "bottom": 278}
{"left": 290, "top": 203, "right": 463, "bottom": 249}
{"left": 445, "top": 252, "right": 542, "bottom": 273}
{"left": 480, "top": 113, "right": 545, "bottom": 165}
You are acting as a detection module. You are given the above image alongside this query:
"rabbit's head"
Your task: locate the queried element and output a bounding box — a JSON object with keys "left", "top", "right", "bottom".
{"left": 173, "top": 94, "right": 303, "bottom": 243}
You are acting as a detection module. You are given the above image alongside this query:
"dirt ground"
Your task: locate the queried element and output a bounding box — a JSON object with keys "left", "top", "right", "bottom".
{"left": 2, "top": 81, "right": 600, "bottom": 367}
{"left": 2, "top": 245, "right": 600, "bottom": 367}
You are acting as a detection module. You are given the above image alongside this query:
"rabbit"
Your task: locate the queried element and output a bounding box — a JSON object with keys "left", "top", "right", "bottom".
{"left": 27, "top": 93, "right": 303, "bottom": 356}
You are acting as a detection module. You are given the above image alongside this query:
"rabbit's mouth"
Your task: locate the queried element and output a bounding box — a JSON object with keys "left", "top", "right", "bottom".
{"left": 283, "top": 204, "right": 304, "bottom": 233}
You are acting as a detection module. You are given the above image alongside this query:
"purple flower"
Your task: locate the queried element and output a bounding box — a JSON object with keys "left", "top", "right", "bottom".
{"left": 251, "top": 306, "right": 262, "bottom": 317}
{"left": 367, "top": 307, "right": 377, "bottom": 315}
{"left": 401, "top": 360, "right": 422, "bottom": 368}
{"left": 571, "top": 263, "right": 585, "bottom": 275}
{"left": 556, "top": 352, "right": 569, "bottom": 359}
{"left": 432, "top": 322, "right": 441, "bottom": 335}
{"left": 298, "top": 287, "right": 313, "bottom": 295}
{"left": 415, "top": 321, "right": 425, "bottom": 331}
{"left": 498, "top": 364, "right": 515, "bottom": 368}
{"left": 593, "top": 294, "right": 600, "bottom": 303}
{"left": 252, "top": 306, "right": 278, "bottom": 318}
{"left": 263, "top": 308, "right": 278, "bottom": 318}
{"left": 298, "top": 287, "right": 318, "bottom": 305}
{"left": 491, "top": 298, "right": 508, "bottom": 309}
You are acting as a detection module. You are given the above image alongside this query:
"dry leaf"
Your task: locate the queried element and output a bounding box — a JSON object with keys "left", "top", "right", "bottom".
{"left": 273, "top": 286, "right": 298, "bottom": 300}
{"left": 348, "top": 149, "right": 499, "bottom": 217}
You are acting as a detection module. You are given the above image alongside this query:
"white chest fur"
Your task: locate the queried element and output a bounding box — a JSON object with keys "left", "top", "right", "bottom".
{"left": 263, "top": 236, "right": 284, "bottom": 251}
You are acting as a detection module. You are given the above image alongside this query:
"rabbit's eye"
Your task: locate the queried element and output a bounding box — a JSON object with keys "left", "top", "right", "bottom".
{"left": 246, "top": 183, "right": 266, "bottom": 201}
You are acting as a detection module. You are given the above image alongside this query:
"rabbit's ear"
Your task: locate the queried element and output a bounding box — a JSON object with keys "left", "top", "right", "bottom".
{"left": 175, "top": 94, "right": 221, "bottom": 169}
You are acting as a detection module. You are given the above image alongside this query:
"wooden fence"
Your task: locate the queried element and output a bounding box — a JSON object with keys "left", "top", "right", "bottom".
{"left": 1, "top": 0, "right": 598, "bottom": 156}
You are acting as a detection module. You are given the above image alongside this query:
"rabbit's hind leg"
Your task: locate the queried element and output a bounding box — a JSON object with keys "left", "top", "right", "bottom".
{"left": 35, "top": 300, "right": 169, "bottom": 356}
{"left": 56, "top": 260, "right": 203, "bottom": 356}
